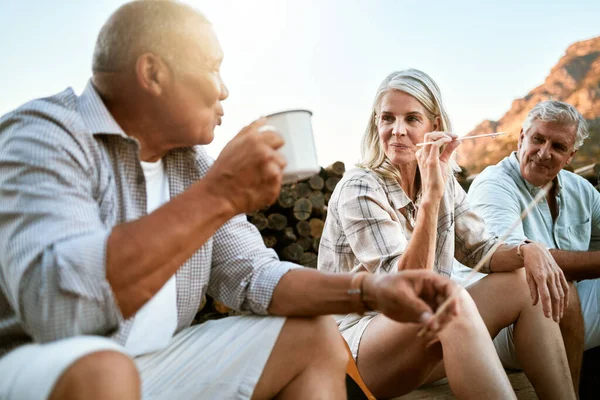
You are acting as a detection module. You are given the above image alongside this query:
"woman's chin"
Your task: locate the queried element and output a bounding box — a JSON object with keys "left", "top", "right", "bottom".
{"left": 389, "top": 154, "right": 415, "bottom": 167}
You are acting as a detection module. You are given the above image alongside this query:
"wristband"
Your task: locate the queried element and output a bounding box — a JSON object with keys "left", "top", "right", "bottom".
{"left": 348, "top": 272, "right": 370, "bottom": 315}
{"left": 516, "top": 239, "right": 533, "bottom": 259}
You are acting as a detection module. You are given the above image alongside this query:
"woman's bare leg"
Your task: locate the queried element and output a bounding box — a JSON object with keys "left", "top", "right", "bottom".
{"left": 357, "top": 288, "right": 514, "bottom": 399}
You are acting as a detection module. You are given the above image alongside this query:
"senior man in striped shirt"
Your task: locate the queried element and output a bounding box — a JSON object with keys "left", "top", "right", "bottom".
{"left": 0, "top": 1, "right": 506, "bottom": 400}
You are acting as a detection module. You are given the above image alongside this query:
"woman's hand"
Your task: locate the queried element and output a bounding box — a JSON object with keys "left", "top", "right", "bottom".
{"left": 415, "top": 132, "right": 460, "bottom": 202}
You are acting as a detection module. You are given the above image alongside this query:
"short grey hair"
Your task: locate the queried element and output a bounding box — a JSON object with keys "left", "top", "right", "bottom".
{"left": 522, "top": 100, "right": 588, "bottom": 150}
{"left": 92, "top": 0, "right": 210, "bottom": 74}
{"left": 359, "top": 69, "right": 458, "bottom": 181}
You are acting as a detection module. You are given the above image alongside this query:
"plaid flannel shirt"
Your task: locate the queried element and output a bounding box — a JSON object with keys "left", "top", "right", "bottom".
{"left": 318, "top": 168, "right": 498, "bottom": 277}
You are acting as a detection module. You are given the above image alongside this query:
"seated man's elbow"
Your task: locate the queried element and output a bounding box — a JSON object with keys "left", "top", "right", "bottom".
{"left": 21, "top": 294, "right": 118, "bottom": 343}
{"left": 19, "top": 265, "right": 119, "bottom": 343}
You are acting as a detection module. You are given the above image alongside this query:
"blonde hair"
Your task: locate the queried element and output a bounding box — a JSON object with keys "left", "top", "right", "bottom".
{"left": 358, "top": 69, "right": 457, "bottom": 182}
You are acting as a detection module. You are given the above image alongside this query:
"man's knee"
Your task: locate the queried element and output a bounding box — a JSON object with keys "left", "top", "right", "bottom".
{"left": 561, "top": 283, "right": 584, "bottom": 333}
{"left": 310, "top": 316, "right": 348, "bottom": 369}
{"left": 284, "top": 316, "right": 347, "bottom": 366}
{"left": 50, "top": 350, "right": 140, "bottom": 400}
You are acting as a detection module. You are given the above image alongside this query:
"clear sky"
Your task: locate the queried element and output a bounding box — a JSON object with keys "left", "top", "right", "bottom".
{"left": 1, "top": 0, "right": 599, "bottom": 168}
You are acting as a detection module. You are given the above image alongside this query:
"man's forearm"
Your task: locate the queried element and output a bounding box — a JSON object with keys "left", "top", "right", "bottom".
{"left": 551, "top": 250, "right": 600, "bottom": 281}
{"left": 268, "top": 268, "right": 459, "bottom": 328}
{"left": 268, "top": 269, "right": 360, "bottom": 316}
{"left": 107, "top": 178, "right": 235, "bottom": 319}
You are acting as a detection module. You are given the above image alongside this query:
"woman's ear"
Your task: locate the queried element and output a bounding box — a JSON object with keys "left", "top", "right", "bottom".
{"left": 433, "top": 116, "right": 442, "bottom": 131}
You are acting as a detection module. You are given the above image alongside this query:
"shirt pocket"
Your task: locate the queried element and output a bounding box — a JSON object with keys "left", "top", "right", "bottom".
{"left": 565, "top": 218, "right": 591, "bottom": 251}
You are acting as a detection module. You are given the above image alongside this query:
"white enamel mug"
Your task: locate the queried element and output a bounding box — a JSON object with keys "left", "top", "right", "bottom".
{"left": 263, "top": 109, "right": 319, "bottom": 184}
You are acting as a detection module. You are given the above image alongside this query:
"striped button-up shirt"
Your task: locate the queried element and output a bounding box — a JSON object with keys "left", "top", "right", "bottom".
{"left": 318, "top": 168, "right": 498, "bottom": 277}
{"left": 0, "top": 81, "right": 296, "bottom": 357}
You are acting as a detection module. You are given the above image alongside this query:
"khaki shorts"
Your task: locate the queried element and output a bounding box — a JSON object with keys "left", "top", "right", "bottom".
{"left": 494, "top": 279, "right": 600, "bottom": 369}
{"left": 0, "top": 315, "right": 286, "bottom": 400}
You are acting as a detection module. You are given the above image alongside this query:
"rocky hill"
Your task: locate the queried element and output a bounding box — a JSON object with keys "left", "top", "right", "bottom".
{"left": 457, "top": 36, "right": 600, "bottom": 175}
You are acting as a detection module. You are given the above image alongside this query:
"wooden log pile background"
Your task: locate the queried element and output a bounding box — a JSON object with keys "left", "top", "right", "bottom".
{"left": 246, "top": 161, "right": 346, "bottom": 268}
{"left": 195, "top": 161, "right": 346, "bottom": 322}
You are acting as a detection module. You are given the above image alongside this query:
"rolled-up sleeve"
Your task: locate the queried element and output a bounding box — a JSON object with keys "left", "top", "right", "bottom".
{"left": 0, "top": 118, "right": 122, "bottom": 343}
{"left": 453, "top": 179, "right": 500, "bottom": 273}
{"left": 208, "top": 213, "right": 300, "bottom": 315}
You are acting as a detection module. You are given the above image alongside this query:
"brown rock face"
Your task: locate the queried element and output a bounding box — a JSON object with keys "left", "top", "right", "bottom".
{"left": 458, "top": 36, "right": 600, "bottom": 175}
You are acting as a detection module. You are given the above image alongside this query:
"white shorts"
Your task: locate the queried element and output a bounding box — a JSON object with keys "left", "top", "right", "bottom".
{"left": 494, "top": 279, "right": 600, "bottom": 369}
{"left": 335, "top": 312, "right": 378, "bottom": 361}
{"left": 0, "top": 315, "right": 286, "bottom": 400}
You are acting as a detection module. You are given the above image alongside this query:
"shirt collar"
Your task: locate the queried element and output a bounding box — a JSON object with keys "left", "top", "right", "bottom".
{"left": 507, "top": 151, "right": 563, "bottom": 197}
{"left": 78, "top": 80, "right": 128, "bottom": 138}
{"left": 381, "top": 175, "right": 414, "bottom": 210}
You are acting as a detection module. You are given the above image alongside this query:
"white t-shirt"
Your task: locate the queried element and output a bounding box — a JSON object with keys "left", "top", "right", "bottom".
{"left": 125, "top": 159, "right": 178, "bottom": 356}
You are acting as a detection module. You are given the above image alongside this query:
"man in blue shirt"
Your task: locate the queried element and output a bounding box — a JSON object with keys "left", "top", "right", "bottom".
{"left": 457, "top": 100, "right": 600, "bottom": 391}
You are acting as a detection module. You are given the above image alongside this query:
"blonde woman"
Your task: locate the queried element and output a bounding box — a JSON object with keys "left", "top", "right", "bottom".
{"left": 318, "top": 69, "right": 575, "bottom": 399}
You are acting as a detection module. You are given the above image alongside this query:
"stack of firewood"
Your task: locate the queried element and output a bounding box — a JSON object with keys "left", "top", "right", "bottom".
{"left": 195, "top": 161, "right": 346, "bottom": 323}
{"left": 246, "top": 161, "right": 346, "bottom": 268}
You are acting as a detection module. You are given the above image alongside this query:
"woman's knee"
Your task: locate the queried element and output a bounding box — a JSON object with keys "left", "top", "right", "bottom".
{"left": 455, "top": 286, "right": 479, "bottom": 316}
{"left": 482, "top": 269, "right": 532, "bottom": 305}
{"left": 447, "top": 288, "right": 488, "bottom": 334}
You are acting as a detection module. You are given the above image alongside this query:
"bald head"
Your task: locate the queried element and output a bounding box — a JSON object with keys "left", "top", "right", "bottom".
{"left": 92, "top": 0, "right": 210, "bottom": 74}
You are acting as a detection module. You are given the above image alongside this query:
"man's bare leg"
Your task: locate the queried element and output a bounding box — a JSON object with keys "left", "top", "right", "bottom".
{"left": 469, "top": 269, "right": 576, "bottom": 400}
{"left": 49, "top": 351, "right": 141, "bottom": 400}
{"left": 252, "top": 316, "right": 348, "bottom": 400}
{"left": 560, "top": 283, "right": 584, "bottom": 397}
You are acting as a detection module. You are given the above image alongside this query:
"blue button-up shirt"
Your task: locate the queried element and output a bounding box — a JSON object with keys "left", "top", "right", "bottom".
{"left": 453, "top": 152, "right": 600, "bottom": 284}
{"left": 469, "top": 152, "right": 600, "bottom": 251}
